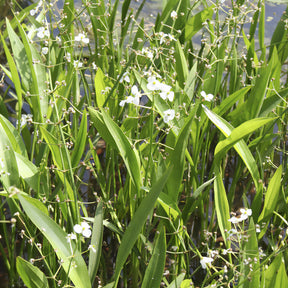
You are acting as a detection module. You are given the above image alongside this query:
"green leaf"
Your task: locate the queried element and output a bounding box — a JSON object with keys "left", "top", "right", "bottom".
{"left": 18, "top": 194, "right": 91, "bottom": 288}
{"left": 264, "top": 253, "right": 288, "bottom": 287}
{"left": 88, "top": 107, "right": 141, "bottom": 191}
{"left": 213, "top": 86, "right": 251, "bottom": 117}
{"left": 71, "top": 109, "right": 87, "bottom": 168}
{"left": 167, "top": 273, "right": 185, "bottom": 288}
{"left": 214, "top": 167, "right": 231, "bottom": 245}
{"left": 185, "top": 6, "right": 214, "bottom": 40}
{"left": 13, "top": 18, "right": 48, "bottom": 121}
{"left": 203, "top": 105, "right": 261, "bottom": 193}
{"left": 142, "top": 226, "right": 166, "bottom": 288}
{"left": 166, "top": 112, "right": 194, "bottom": 202}
{"left": 5, "top": 18, "right": 30, "bottom": 91}
{"left": 0, "top": 33, "right": 22, "bottom": 116}
{"left": 15, "top": 152, "right": 39, "bottom": 192}
{"left": 88, "top": 201, "right": 104, "bottom": 286}
{"left": 113, "top": 167, "right": 172, "bottom": 285}
{"left": 40, "top": 127, "right": 69, "bottom": 172}
{"left": 0, "top": 122, "right": 19, "bottom": 190}
{"left": 258, "top": 165, "right": 282, "bottom": 224}
{"left": 175, "top": 40, "right": 188, "bottom": 88}
{"left": 214, "top": 117, "right": 276, "bottom": 161}
{"left": 16, "top": 257, "right": 49, "bottom": 288}
{"left": 0, "top": 115, "right": 27, "bottom": 157}
{"left": 239, "top": 218, "right": 259, "bottom": 288}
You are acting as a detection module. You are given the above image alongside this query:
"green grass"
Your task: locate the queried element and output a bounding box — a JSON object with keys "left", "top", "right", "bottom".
{"left": 0, "top": 0, "right": 288, "bottom": 287}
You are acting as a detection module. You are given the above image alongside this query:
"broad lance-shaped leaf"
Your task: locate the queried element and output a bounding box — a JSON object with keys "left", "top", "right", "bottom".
{"left": 113, "top": 166, "right": 172, "bottom": 286}
{"left": 88, "top": 201, "right": 103, "bottom": 286}
{"left": 203, "top": 105, "right": 261, "bottom": 194}
{"left": 0, "top": 114, "right": 27, "bottom": 157}
{"left": 203, "top": 105, "right": 264, "bottom": 226}
{"left": 14, "top": 18, "right": 48, "bottom": 121}
{"left": 142, "top": 226, "right": 166, "bottom": 288}
{"left": 258, "top": 165, "right": 282, "bottom": 225}
{"left": 0, "top": 121, "right": 19, "bottom": 190}
{"left": 88, "top": 107, "right": 141, "bottom": 191}
{"left": 214, "top": 117, "right": 276, "bottom": 161}
{"left": 16, "top": 257, "right": 49, "bottom": 288}
{"left": 18, "top": 194, "right": 91, "bottom": 288}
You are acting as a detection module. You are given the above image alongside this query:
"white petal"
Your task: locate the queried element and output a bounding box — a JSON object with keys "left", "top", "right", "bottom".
{"left": 82, "top": 228, "right": 92, "bottom": 238}
{"left": 73, "top": 224, "right": 82, "bottom": 234}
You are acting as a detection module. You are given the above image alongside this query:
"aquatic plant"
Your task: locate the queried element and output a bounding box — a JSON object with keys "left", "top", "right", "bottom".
{"left": 0, "top": 0, "right": 288, "bottom": 287}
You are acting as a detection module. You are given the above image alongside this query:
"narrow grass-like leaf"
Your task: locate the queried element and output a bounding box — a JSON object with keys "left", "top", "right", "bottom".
{"left": 88, "top": 201, "right": 103, "bottom": 286}
{"left": 113, "top": 166, "right": 172, "bottom": 286}
{"left": 71, "top": 109, "right": 87, "bottom": 168}
{"left": 16, "top": 257, "right": 49, "bottom": 288}
{"left": 166, "top": 112, "right": 194, "bottom": 202}
{"left": 0, "top": 33, "right": 22, "bottom": 117}
{"left": 88, "top": 107, "right": 141, "bottom": 191}
{"left": 142, "top": 226, "right": 166, "bottom": 288}
{"left": 18, "top": 194, "right": 91, "bottom": 288}
{"left": 182, "top": 177, "right": 215, "bottom": 224}
{"left": 214, "top": 167, "right": 231, "bottom": 245}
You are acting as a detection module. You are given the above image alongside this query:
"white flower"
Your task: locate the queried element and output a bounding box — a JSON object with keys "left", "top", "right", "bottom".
{"left": 228, "top": 216, "right": 243, "bottom": 224}
{"left": 147, "top": 76, "right": 162, "bottom": 91}
{"left": 73, "top": 60, "right": 83, "bottom": 69}
{"left": 227, "top": 228, "right": 237, "bottom": 240}
{"left": 66, "top": 233, "right": 77, "bottom": 243}
{"left": 159, "top": 83, "right": 174, "bottom": 101}
{"left": 171, "top": 10, "right": 178, "bottom": 20}
{"left": 119, "top": 85, "right": 141, "bottom": 107}
{"left": 119, "top": 72, "right": 130, "bottom": 83}
{"left": 163, "top": 109, "right": 175, "bottom": 123}
{"left": 201, "top": 91, "right": 214, "bottom": 102}
{"left": 239, "top": 208, "right": 252, "bottom": 221}
{"left": 30, "top": 9, "right": 36, "bottom": 16}
{"left": 65, "top": 52, "right": 71, "bottom": 63}
{"left": 88, "top": 245, "right": 96, "bottom": 253}
{"left": 92, "top": 62, "right": 97, "bottom": 70}
{"left": 160, "top": 90, "right": 174, "bottom": 102}
{"left": 36, "top": 26, "right": 50, "bottom": 39}
{"left": 200, "top": 257, "right": 213, "bottom": 269}
{"left": 142, "top": 47, "right": 154, "bottom": 60}
{"left": 73, "top": 222, "right": 92, "bottom": 238}
{"left": 41, "top": 47, "right": 49, "bottom": 55}
{"left": 75, "top": 33, "right": 89, "bottom": 45}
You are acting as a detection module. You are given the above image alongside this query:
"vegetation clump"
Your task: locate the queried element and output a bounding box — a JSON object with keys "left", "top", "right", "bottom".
{"left": 0, "top": 0, "right": 288, "bottom": 287}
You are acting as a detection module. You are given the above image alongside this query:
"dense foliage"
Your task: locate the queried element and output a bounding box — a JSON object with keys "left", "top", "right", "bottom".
{"left": 0, "top": 0, "right": 288, "bottom": 287}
